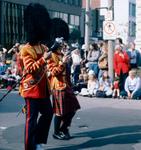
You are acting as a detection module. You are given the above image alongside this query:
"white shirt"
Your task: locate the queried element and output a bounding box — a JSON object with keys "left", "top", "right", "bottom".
{"left": 87, "top": 80, "right": 99, "bottom": 94}
{"left": 71, "top": 51, "right": 82, "bottom": 65}
{"left": 125, "top": 76, "right": 141, "bottom": 94}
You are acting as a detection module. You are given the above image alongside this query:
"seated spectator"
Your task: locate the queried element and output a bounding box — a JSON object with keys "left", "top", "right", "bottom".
{"left": 0, "top": 67, "right": 17, "bottom": 89}
{"left": 0, "top": 61, "right": 8, "bottom": 75}
{"left": 96, "top": 70, "right": 113, "bottom": 98}
{"left": 79, "top": 70, "right": 99, "bottom": 97}
{"left": 81, "top": 67, "right": 87, "bottom": 75}
{"left": 120, "top": 69, "right": 141, "bottom": 99}
{"left": 87, "top": 70, "right": 99, "bottom": 96}
{"left": 112, "top": 76, "right": 120, "bottom": 98}
{"left": 83, "top": 73, "right": 89, "bottom": 84}
{"left": 73, "top": 74, "right": 87, "bottom": 93}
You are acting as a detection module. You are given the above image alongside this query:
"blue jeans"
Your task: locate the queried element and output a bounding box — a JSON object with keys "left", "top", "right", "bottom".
{"left": 120, "top": 89, "right": 141, "bottom": 100}
{"left": 88, "top": 63, "right": 99, "bottom": 77}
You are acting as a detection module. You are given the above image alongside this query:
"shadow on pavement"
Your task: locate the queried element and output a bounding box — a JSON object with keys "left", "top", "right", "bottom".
{"left": 0, "top": 91, "right": 24, "bottom": 113}
{"left": 47, "top": 125, "right": 141, "bottom": 150}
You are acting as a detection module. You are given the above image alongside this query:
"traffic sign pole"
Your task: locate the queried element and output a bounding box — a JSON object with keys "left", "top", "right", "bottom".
{"left": 108, "top": 0, "right": 114, "bottom": 80}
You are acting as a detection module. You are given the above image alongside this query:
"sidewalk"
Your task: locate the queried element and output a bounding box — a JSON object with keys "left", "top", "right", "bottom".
{"left": 78, "top": 95, "right": 141, "bottom": 110}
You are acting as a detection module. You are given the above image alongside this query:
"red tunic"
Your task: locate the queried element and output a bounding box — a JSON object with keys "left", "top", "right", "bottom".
{"left": 19, "top": 43, "right": 50, "bottom": 98}
{"left": 48, "top": 52, "right": 80, "bottom": 116}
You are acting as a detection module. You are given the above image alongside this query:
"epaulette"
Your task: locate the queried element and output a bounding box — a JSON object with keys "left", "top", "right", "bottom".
{"left": 20, "top": 44, "right": 37, "bottom": 59}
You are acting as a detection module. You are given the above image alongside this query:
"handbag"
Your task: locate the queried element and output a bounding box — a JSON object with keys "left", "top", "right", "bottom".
{"left": 98, "top": 58, "right": 108, "bottom": 69}
{"left": 96, "top": 90, "right": 106, "bottom": 98}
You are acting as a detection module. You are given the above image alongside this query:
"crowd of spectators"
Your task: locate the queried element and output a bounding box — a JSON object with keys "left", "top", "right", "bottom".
{"left": 71, "top": 38, "right": 141, "bottom": 100}
{"left": 1, "top": 37, "right": 141, "bottom": 100}
{"left": 0, "top": 43, "right": 21, "bottom": 90}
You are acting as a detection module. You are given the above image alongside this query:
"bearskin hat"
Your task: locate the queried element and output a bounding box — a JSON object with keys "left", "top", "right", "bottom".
{"left": 49, "top": 18, "right": 70, "bottom": 47}
{"left": 24, "top": 3, "right": 51, "bottom": 45}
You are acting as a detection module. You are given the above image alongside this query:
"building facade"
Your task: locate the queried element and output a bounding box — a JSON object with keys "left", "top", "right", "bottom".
{"left": 135, "top": 0, "right": 141, "bottom": 50}
{"left": 0, "top": 0, "right": 82, "bottom": 48}
{"left": 100, "top": 0, "right": 136, "bottom": 44}
{"left": 81, "top": 0, "right": 102, "bottom": 40}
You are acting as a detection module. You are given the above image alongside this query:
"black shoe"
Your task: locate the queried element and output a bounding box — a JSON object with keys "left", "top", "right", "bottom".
{"left": 53, "top": 132, "right": 65, "bottom": 140}
{"left": 60, "top": 131, "right": 72, "bottom": 140}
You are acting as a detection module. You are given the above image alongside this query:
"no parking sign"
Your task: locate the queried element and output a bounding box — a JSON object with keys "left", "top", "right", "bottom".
{"left": 103, "top": 21, "right": 117, "bottom": 40}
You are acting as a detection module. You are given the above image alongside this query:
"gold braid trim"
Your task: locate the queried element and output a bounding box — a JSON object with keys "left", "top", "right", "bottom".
{"left": 51, "top": 52, "right": 61, "bottom": 65}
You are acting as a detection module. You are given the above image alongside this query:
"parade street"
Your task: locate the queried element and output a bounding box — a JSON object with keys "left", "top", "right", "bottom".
{"left": 1, "top": 90, "right": 141, "bottom": 150}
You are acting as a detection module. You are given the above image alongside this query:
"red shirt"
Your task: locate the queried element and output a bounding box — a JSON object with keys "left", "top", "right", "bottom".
{"left": 114, "top": 51, "right": 130, "bottom": 75}
{"left": 114, "top": 81, "right": 119, "bottom": 89}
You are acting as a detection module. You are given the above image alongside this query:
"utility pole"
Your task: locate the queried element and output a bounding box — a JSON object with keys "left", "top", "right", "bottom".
{"left": 108, "top": 0, "right": 114, "bottom": 80}
{"left": 85, "top": 0, "right": 90, "bottom": 52}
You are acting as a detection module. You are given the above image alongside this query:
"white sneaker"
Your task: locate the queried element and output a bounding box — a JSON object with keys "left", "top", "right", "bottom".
{"left": 36, "top": 144, "right": 44, "bottom": 150}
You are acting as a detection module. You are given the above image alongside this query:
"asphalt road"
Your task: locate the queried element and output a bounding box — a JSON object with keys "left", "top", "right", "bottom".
{"left": 1, "top": 90, "right": 141, "bottom": 150}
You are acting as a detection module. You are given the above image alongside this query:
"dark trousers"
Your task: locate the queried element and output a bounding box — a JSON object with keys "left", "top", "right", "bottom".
{"left": 130, "top": 63, "right": 137, "bottom": 69}
{"left": 25, "top": 98, "right": 53, "bottom": 150}
{"left": 54, "top": 112, "right": 75, "bottom": 134}
{"left": 73, "top": 65, "right": 81, "bottom": 85}
{"left": 119, "top": 72, "right": 128, "bottom": 91}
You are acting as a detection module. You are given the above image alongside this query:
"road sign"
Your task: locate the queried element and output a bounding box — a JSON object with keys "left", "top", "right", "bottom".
{"left": 105, "top": 10, "right": 113, "bottom": 21}
{"left": 103, "top": 21, "right": 117, "bottom": 40}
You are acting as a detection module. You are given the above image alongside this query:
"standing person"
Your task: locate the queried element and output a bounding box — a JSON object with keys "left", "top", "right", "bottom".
{"left": 112, "top": 77, "right": 120, "bottom": 98}
{"left": 87, "top": 43, "right": 100, "bottom": 77}
{"left": 0, "top": 47, "right": 7, "bottom": 62}
{"left": 98, "top": 42, "right": 108, "bottom": 79}
{"left": 113, "top": 44, "right": 130, "bottom": 92}
{"left": 47, "top": 18, "right": 80, "bottom": 140}
{"left": 71, "top": 48, "right": 82, "bottom": 85}
{"left": 115, "top": 37, "right": 127, "bottom": 50}
{"left": 19, "top": 3, "right": 53, "bottom": 150}
{"left": 127, "top": 42, "right": 141, "bottom": 69}
{"left": 8, "top": 43, "right": 20, "bottom": 70}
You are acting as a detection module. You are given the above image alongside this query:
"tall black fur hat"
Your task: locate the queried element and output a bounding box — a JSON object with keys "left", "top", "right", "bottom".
{"left": 24, "top": 3, "right": 51, "bottom": 45}
{"left": 49, "top": 18, "right": 69, "bottom": 47}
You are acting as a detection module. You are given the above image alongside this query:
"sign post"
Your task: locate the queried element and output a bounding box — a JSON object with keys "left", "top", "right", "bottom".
{"left": 103, "top": 21, "right": 116, "bottom": 40}
{"left": 103, "top": 14, "right": 115, "bottom": 80}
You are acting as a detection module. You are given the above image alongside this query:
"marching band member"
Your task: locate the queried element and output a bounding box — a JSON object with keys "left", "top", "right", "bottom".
{"left": 19, "top": 3, "right": 53, "bottom": 150}
{"left": 47, "top": 18, "right": 80, "bottom": 140}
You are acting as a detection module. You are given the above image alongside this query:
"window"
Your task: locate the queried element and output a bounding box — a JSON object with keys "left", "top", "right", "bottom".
{"left": 129, "top": 2, "right": 136, "bottom": 17}
{"left": 132, "top": 22, "right": 136, "bottom": 37}
{"left": 74, "top": 16, "right": 79, "bottom": 26}
{"left": 70, "top": 14, "right": 79, "bottom": 26}
{"left": 63, "top": 13, "right": 68, "bottom": 23}
{"left": 3, "top": 1, "right": 25, "bottom": 47}
{"left": 132, "top": 3, "right": 136, "bottom": 17}
{"left": 70, "top": 15, "right": 75, "bottom": 25}
{"left": 129, "top": 21, "right": 136, "bottom": 37}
